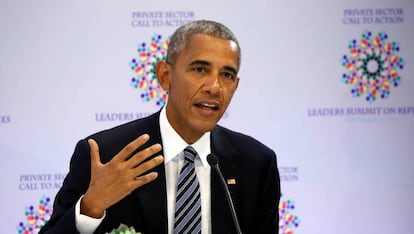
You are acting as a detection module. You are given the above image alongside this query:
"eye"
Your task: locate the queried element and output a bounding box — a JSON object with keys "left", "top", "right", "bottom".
{"left": 194, "top": 67, "right": 206, "bottom": 73}
{"left": 222, "top": 72, "right": 235, "bottom": 80}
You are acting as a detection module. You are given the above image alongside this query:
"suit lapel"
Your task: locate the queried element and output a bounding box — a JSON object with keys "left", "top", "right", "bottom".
{"left": 134, "top": 112, "right": 168, "bottom": 233}
{"left": 135, "top": 163, "right": 167, "bottom": 233}
{"left": 210, "top": 126, "right": 241, "bottom": 233}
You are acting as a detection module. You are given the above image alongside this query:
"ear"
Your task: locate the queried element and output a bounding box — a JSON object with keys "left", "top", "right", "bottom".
{"left": 155, "top": 60, "right": 172, "bottom": 91}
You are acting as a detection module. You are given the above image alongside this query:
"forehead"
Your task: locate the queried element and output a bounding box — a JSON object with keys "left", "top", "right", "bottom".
{"left": 179, "top": 33, "right": 240, "bottom": 69}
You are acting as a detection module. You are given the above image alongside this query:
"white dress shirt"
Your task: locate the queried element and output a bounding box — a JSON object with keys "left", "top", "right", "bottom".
{"left": 160, "top": 107, "right": 211, "bottom": 234}
{"left": 75, "top": 107, "right": 211, "bottom": 234}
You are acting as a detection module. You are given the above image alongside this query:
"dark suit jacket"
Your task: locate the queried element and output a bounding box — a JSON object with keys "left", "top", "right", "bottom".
{"left": 40, "top": 111, "right": 280, "bottom": 234}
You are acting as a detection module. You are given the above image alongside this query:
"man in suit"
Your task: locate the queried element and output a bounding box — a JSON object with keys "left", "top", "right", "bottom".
{"left": 40, "top": 19, "right": 280, "bottom": 234}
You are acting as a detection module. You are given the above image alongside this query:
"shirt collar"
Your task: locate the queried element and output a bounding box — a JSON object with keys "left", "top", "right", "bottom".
{"left": 159, "top": 107, "right": 211, "bottom": 168}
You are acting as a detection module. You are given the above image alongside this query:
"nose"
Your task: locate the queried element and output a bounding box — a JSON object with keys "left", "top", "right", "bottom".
{"left": 202, "top": 75, "right": 222, "bottom": 95}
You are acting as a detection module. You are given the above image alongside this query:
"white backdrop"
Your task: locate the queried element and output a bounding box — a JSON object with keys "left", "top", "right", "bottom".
{"left": 1, "top": 0, "right": 413, "bottom": 233}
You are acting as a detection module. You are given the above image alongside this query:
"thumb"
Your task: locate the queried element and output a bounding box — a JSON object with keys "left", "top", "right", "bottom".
{"left": 88, "top": 139, "right": 102, "bottom": 169}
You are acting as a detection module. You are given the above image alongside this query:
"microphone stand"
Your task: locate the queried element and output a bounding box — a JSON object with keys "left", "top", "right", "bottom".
{"left": 208, "top": 154, "right": 242, "bottom": 234}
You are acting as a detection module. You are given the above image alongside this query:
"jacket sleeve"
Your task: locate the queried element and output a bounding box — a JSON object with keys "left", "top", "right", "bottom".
{"left": 39, "top": 139, "right": 91, "bottom": 234}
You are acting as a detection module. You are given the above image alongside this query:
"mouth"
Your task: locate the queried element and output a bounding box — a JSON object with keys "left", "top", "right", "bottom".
{"left": 194, "top": 102, "right": 220, "bottom": 111}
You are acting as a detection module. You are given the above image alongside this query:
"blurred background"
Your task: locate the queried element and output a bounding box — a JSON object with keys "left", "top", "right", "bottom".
{"left": 1, "top": 0, "right": 413, "bottom": 233}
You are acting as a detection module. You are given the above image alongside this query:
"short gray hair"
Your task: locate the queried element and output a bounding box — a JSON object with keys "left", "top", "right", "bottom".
{"left": 166, "top": 20, "right": 241, "bottom": 68}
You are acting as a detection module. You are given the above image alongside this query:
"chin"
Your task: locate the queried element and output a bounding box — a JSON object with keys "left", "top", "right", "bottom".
{"left": 193, "top": 122, "right": 216, "bottom": 134}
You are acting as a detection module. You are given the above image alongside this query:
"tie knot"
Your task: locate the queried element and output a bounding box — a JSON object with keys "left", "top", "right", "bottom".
{"left": 183, "top": 146, "right": 197, "bottom": 163}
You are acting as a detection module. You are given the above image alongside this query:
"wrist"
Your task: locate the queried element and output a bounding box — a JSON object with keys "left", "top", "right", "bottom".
{"left": 80, "top": 194, "right": 105, "bottom": 218}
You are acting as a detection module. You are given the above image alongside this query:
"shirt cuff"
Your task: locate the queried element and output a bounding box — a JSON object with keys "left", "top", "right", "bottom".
{"left": 75, "top": 195, "right": 106, "bottom": 234}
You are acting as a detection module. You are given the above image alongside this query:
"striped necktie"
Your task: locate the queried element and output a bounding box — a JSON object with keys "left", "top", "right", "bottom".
{"left": 174, "top": 146, "right": 202, "bottom": 234}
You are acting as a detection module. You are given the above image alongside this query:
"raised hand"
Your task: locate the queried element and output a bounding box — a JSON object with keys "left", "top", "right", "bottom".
{"left": 80, "top": 134, "right": 164, "bottom": 218}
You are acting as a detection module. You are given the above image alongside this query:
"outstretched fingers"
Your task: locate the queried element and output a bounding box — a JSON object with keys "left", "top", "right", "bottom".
{"left": 112, "top": 134, "right": 151, "bottom": 163}
{"left": 133, "top": 155, "right": 164, "bottom": 178}
{"left": 87, "top": 134, "right": 164, "bottom": 190}
{"left": 126, "top": 143, "right": 162, "bottom": 169}
{"left": 88, "top": 139, "right": 102, "bottom": 170}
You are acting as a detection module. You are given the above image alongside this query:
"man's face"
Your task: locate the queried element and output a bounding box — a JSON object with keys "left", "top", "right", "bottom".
{"left": 158, "top": 33, "right": 240, "bottom": 143}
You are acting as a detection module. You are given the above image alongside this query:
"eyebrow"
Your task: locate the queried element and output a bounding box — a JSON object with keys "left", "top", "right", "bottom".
{"left": 188, "top": 60, "right": 210, "bottom": 67}
{"left": 223, "top": 65, "right": 238, "bottom": 75}
{"left": 188, "top": 60, "right": 238, "bottom": 75}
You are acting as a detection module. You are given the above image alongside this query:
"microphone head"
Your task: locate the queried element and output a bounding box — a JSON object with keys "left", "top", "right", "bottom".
{"left": 207, "top": 154, "right": 219, "bottom": 166}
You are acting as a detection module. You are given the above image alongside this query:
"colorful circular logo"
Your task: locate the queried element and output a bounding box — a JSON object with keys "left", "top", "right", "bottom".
{"left": 340, "top": 30, "right": 405, "bottom": 102}
{"left": 279, "top": 195, "right": 300, "bottom": 234}
{"left": 129, "top": 34, "right": 170, "bottom": 106}
{"left": 17, "top": 196, "right": 52, "bottom": 234}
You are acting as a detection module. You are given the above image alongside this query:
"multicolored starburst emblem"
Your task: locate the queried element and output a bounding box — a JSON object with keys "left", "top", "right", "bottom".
{"left": 129, "top": 34, "right": 170, "bottom": 106}
{"left": 279, "top": 195, "right": 300, "bottom": 234}
{"left": 340, "top": 30, "right": 405, "bottom": 102}
{"left": 17, "top": 196, "right": 52, "bottom": 234}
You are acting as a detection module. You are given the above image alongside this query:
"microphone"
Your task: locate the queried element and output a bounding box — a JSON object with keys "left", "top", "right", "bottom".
{"left": 207, "top": 154, "right": 242, "bottom": 234}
